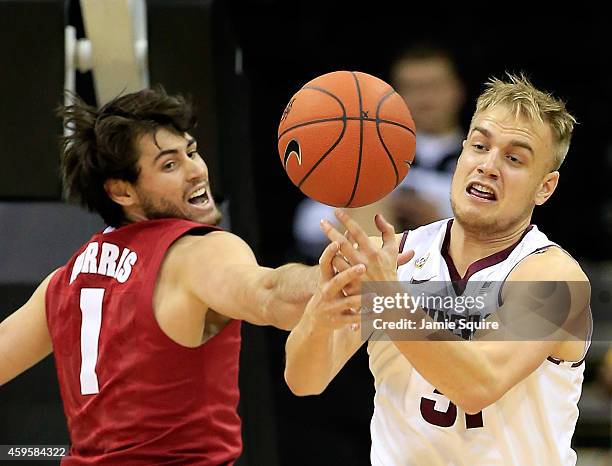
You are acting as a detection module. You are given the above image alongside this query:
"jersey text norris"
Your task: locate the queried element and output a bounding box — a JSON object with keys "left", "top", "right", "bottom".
{"left": 70, "top": 242, "right": 138, "bottom": 284}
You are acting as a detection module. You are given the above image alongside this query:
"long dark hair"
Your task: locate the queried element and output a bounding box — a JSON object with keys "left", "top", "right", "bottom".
{"left": 58, "top": 86, "right": 197, "bottom": 227}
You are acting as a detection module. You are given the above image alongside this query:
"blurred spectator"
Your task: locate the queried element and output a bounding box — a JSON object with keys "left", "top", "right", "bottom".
{"left": 292, "top": 42, "right": 466, "bottom": 261}
{"left": 389, "top": 42, "right": 465, "bottom": 230}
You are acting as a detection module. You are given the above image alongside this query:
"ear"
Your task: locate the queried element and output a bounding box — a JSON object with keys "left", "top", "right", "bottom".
{"left": 535, "top": 171, "right": 559, "bottom": 206}
{"left": 104, "top": 179, "right": 137, "bottom": 207}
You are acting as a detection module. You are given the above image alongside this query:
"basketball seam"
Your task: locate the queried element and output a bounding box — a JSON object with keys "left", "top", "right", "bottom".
{"left": 278, "top": 85, "right": 346, "bottom": 141}
{"left": 278, "top": 117, "right": 345, "bottom": 140}
{"left": 377, "top": 119, "right": 416, "bottom": 136}
{"left": 278, "top": 117, "right": 415, "bottom": 140}
{"left": 376, "top": 90, "right": 400, "bottom": 186}
{"left": 345, "top": 72, "right": 364, "bottom": 207}
{"left": 292, "top": 86, "right": 348, "bottom": 189}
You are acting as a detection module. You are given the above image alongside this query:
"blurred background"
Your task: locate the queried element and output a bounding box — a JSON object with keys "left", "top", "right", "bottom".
{"left": 0, "top": 1, "right": 610, "bottom": 465}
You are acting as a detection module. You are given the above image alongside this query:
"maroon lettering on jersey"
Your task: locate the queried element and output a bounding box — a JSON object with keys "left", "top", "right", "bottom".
{"left": 45, "top": 219, "right": 242, "bottom": 465}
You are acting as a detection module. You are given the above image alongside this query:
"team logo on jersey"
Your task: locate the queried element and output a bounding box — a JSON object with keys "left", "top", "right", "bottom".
{"left": 415, "top": 252, "right": 430, "bottom": 269}
{"left": 283, "top": 139, "right": 302, "bottom": 168}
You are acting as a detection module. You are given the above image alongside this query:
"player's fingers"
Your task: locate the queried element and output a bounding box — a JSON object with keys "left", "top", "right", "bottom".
{"left": 332, "top": 254, "right": 351, "bottom": 274}
{"left": 334, "top": 209, "right": 375, "bottom": 254}
{"left": 321, "top": 263, "right": 365, "bottom": 299}
{"left": 332, "top": 253, "right": 363, "bottom": 296}
{"left": 330, "top": 294, "right": 364, "bottom": 313}
{"left": 344, "top": 229, "right": 358, "bottom": 250}
{"left": 318, "top": 241, "right": 339, "bottom": 282}
{"left": 321, "top": 219, "right": 364, "bottom": 265}
{"left": 343, "top": 280, "right": 363, "bottom": 297}
{"left": 375, "top": 213, "right": 397, "bottom": 250}
{"left": 397, "top": 249, "right": 415, "bottom": 267}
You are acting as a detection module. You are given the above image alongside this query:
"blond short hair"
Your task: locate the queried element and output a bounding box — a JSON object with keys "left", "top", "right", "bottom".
{"left": 472, "top": 73, "right": 576, "bottom": 170}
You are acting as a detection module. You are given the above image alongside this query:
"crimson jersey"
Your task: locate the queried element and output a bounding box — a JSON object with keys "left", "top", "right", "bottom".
{"left": 45, "top": 219, "right": 242, "bottom": 465}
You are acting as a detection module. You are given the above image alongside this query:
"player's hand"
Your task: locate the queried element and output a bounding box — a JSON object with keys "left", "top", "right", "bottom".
{"left": 330, "top": 228, "right": 414, "bottom": 297}
{"left": 321, "top": 209, "right": 409, "bottom": 283}
{"left": 304, "top": 241, "right": 367, "bottom": 330}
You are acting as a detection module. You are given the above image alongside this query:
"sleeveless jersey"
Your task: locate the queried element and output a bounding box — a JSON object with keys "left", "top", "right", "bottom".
{"left": 369, "top": 219, "right": 590, "bottom": 466}
{"left": 45, "top": 218, "right": 242, "bottom": 465}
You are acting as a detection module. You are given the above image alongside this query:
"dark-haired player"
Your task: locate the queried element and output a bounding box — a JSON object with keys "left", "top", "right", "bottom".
{"left": 0, "top": 87, "right": 365, "bottom": 465}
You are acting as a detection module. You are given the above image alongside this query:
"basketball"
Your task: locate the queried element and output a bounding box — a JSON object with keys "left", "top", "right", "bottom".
{"left": 278, "top": 70, "right": 416, "bottom": 208}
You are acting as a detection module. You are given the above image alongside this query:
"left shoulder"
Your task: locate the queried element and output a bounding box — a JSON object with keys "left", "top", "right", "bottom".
{"left": 510, "top": 246, "right": 588, "bottom": 283}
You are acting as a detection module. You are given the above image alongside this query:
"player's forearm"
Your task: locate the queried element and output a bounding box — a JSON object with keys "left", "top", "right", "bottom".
{"left": 382, "top": 305, "right": 498, "bottom": 413}
{"left": 0, "top": 313, "right": 53, "bottom": 386}
{"left": 284, "top": 316, "right": 336, "bottom": 396}
{"left": 393, "top": 339, "right": 497, "bottom": 413}
{"left": 260, "top": 263, "right": 319, "bottom": 330}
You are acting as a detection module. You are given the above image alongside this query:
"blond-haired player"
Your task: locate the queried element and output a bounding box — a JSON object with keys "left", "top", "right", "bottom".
{"left": 285, "top": 74, "right": 591, "bottom": 466}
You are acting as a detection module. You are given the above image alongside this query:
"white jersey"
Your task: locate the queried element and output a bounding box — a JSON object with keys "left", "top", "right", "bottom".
{"left": 368, "top": 219, "right": 590, "bottom": 466}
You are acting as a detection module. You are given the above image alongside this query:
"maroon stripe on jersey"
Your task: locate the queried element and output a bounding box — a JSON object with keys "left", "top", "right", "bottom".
{"left": 441, "top": 219, "right": 534, "bottom": 295}
{"left": 571, "top": 358, "right": 586, "bottom": 368}
{"left": 399, "top": 231, "right": 409, "bottom": 253}
{"left": 547, "top": 356, "right": 586, "bottom": 368}
{"left": 497, "top": 245, "right": 553, "bottom": 307}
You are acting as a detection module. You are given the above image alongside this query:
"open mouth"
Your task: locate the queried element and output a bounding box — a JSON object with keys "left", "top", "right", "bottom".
{"left": 188, "top": 186, "right": 210, "bottom": 206}
{"left": 466, "top": 182, "right": 497, "bottom": 201}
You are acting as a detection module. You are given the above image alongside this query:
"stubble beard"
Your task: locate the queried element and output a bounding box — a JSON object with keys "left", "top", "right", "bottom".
{"left": 140, "top": 192, "right": 222, "bottom": 226}
{"left": 450, "top": 195, "right": 533, "bottom": 238}
{"left": 140, "top": 194, "right": 188, "bottom": 221}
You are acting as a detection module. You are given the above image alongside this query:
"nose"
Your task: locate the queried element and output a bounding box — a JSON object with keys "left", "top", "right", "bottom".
{"left": 476, "top": 151, "right": 500, "bottom": 180}
{"left": 186, "top": 153, "right": 207, "bottom": 181}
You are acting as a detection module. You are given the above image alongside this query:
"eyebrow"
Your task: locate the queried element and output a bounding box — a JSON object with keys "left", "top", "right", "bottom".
{"left": 471, "top": 127, "right": 534, "bottom": 156}
{"left": 153, "top": 138, "right": 196, "bottom": 164}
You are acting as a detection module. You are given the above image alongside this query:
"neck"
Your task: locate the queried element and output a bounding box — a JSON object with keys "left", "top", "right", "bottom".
{"left": 448, "top": 217, "right": 531, "bottom": 276}
{"left": 123, "top": 211, "right": 147, "bottom": 224}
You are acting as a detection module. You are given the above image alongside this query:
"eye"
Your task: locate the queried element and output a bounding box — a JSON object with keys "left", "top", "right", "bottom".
{"left": 163, "top": 161, "right": 176, "bottom": 171}
{"left": 472, "top": 143, "right": 487, "bottom": 151}
{"left": 506, "top": 154, "right": 521, "bottom": 164}
{"left": 188, "top": 150, "right": 200, "bottom": 159}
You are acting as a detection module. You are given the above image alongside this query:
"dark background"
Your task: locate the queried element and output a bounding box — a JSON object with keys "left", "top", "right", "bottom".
{"left": 232, "top": 5, "right": 610, "bottom": 264}
{"left": 0, "top": 1, "right": 610, "bottom": 465}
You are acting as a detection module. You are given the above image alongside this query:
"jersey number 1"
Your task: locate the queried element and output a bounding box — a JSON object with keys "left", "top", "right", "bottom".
{"left": 420, "top": 389, "right": 483, "bottom": 429}
{"left": 79, "top": 288, "right": 105, "bottom": 395}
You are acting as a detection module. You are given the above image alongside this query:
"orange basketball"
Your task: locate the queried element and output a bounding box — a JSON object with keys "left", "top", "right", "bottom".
{"left": 278, "top": 70, "right": 416, "bottom": 207}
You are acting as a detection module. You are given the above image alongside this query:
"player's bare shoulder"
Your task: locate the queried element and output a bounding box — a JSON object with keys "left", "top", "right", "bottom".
{"left": 505, "top": 245, "right": 590, "bottom": 360}
{"left": 509, "top": 246, "right": 589, "bottom": 284}
{"left": 168, "top": 230, "right": 257, "bottom": 274}
{"left": 153, "top": 231, "right": 254, "bottom": 346}
{"left": 159, "top": 230, "right": 259, "bottom": 308}
{"left": 507, "top": 246, "right": 590, "bottom": 320}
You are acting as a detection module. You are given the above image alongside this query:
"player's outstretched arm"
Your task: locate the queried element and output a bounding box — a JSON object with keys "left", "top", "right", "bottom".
{"left": 284, "top": 242, "right": 368, "bottom": 396}
{"left": 174, "top": 231, "right": 319, "bottom": 330}
{"left": 0, "top": 271, "right": 56, "bottom": 386}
